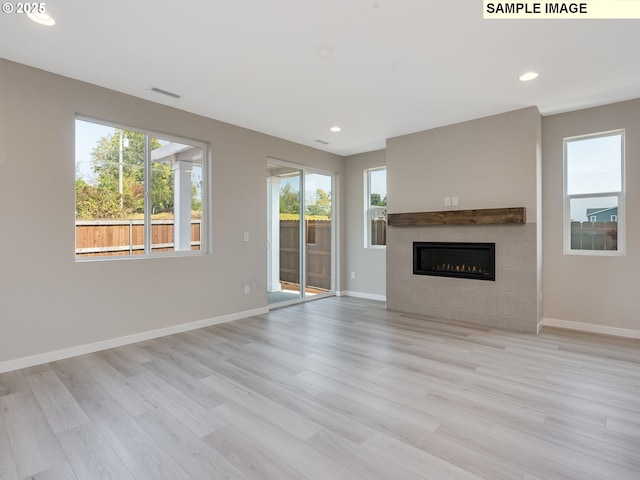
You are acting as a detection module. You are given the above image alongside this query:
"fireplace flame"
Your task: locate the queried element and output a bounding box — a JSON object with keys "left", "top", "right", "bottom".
{"left": 435, "top": 263, "right": 484, "bottom": 274}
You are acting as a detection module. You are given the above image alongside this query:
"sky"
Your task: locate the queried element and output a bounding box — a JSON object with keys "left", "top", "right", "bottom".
{"left": 75, "top": 119, "right": 115, "bottom": 183}
{"left": 369, "top": 168, "right": 387, "bottom": 201}
{"left": 567, "top": 133, "right": 622, "bottom": 222}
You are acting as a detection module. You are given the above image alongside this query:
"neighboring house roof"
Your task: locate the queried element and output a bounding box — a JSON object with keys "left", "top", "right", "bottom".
{"left": 586, "top": 207, "right": 618, "bottom": 216}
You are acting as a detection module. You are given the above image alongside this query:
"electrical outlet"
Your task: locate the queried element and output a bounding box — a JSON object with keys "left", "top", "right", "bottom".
{"left": 444, "top": 197, "right": 452, "bottom": 207}
{"left": 350, "top": 272, "right": 355, "bottom": 279}
{"left": 452, "top": 196, "right": 459, "bottom": 206}
{"left": 244, "top": 284, "right": 250, "bottom": 294}
{"left": 243, "top": 232, "right": 249, "bottom": 242}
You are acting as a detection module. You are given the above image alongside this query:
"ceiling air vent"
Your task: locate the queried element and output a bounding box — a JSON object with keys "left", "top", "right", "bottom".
{"left": 314, "top": 139, "right": 330, "bottom": 145}
{"left": 150, "top": 87, "right": 181, "bottom": 99}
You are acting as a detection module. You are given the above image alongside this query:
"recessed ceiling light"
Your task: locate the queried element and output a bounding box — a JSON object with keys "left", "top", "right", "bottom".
{"left": 330, "top": 126, "right": 341, "bottom": 132}
{"left": 519, "top": 71, "right": 539, "bottom": 82}
{"left": 317, "top": 46, "right": 335, "bottom": 58}
{"left": 27, "top": 12, "right": 55, "bottom": 26}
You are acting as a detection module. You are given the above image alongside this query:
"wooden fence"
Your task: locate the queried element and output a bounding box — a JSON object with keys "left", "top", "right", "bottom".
{"left": 570, "top": 221, "right": 617, "bottom": 250}
{"left": 280, "top": 220, "right": 332, "bottom": 291}
{"left": 76, "top": 219, "right": 335, "bottom": 291}
{"left": 75, "top": 219, "right": 201, "bottom": 257}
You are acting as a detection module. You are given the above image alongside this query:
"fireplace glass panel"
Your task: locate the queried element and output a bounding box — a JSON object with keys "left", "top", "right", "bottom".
{"left": 413, "top": 242, "right": 495, "bottom": 281}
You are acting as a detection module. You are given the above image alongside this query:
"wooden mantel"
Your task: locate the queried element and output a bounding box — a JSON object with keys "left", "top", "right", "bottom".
{"left": 388, "top": 207, "right": 526, "bottom": 227}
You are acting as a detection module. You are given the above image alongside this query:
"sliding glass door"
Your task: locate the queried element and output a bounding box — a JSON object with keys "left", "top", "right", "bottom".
{"left": 267, "top": 161, "right": 334, "bottom": 305}
{"left": 303, "top": 172, "right": 333, "bottom": 296}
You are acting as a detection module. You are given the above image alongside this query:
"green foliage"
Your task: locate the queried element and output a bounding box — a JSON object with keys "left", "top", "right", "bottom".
{"left": 151, "top": 162, "right": 174, "bottom": 214}
{"left": 280, "top": 184, "right": 331, "bottom": 218}
{"left": 315, "top": 189, "right": 330, "bottom": 208}
{"left": 80, "top": 129, "right": 174, "bottom": 218}
{"left": 191, "top": 175, "right": 202, "bottom": 212}
{"left": 279, "top": 183, "right": 300, "bottom": 214}
{"left": 370, "top": 192, "right": 386, "bottom": 206}
{"left": 123, "top": 176, "right": 145, "bottom": 214}
{"left": 77, "top": 125, "right": 208, "bottom": 222}
{"left": 305, "top": 204, "right": 327, "bottom": 216}
{"left": 307, "top": 188, "right": 331, "bottom": 218}
{"left": 75, "top": 182, "right": 121, "bottom": 219}
{"left": 89, "top": 129, "right": 147, "bottom": 215}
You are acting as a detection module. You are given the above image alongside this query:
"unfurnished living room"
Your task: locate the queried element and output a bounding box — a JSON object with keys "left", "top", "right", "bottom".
{"left": 1, "top": 2, "right": 640, "bottom": 479}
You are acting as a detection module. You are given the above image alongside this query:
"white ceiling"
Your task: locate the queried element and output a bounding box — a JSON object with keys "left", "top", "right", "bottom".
{"left": 1, "top": 1, "right": 639, "bottom": 156}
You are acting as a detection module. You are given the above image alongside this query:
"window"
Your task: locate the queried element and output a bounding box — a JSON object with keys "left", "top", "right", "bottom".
{"left": 564, "top": 130, "right": 624, "bottom": 255}
{"left": 365, "top": 167, "right": 387, "bottom": 247}
{"left": 75, "top": 118, "right": 207, "bottom": 259}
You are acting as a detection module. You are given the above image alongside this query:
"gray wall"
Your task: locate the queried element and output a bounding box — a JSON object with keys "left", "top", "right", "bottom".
{"left": 387, "top": 107, "right": 541, "bottom": 220}
{"left": 0, "top": 59, "right": 344, "bottom": 365}
{"left": 542, "top": 99, "right": 640, "bottom": 331}
{"left": 343, "top": 149, "right": 386, "bottom": 299}
{"left": 386, "top": 107, "right": 542, "bottom": 332}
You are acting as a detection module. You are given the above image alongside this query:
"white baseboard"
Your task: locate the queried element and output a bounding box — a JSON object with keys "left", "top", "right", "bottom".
{"left": 542, "top": 317, "right": 640, "bottom": 340}
{"left": 0, "top": 307, "right": 268, "bottom": 374}
{"left": 342, "top": 291, "right": 386, "bottom": 302}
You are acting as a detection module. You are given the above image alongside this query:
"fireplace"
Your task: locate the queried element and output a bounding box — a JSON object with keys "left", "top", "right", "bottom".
{"left": 413, "top": 242, "right": 495, "bottom": 281}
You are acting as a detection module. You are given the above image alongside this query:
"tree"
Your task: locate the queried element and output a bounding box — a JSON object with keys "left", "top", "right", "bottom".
{"left": 191, "top": 174, "right": 203, "bottom": 214}
{"left": 75, "top": 178, "right": 121, "bottom": 219}
{"left": 280, "top": 184, "right": 332, "bottom": 218}
{"left": 316, "top": 189, "right": 331, "bottom": 209}
{"left": 307, "top": 188, "right": 331, "bottom": 218}
{"left": 279, "top": 183, "right": 300, "bottom": 214}
{"left": 89, "top": 130, "right": 166, "bottom": 216}
{"left": 370, "top": 193, "right": 386, "bottom": 206}
{"left": 150, "top": 162, "right": 174, "bottom": 214}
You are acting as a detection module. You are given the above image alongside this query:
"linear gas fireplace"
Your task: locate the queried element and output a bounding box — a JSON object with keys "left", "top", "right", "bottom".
{"left": 413, "top": 242, "right": 495, "bottom": 281}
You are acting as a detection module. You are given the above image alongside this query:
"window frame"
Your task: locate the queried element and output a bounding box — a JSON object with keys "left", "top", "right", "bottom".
{"left": 75, "top": 116, "right": 210, "bottom": 261}
{"left": 364, "top": 166, "right": 387, "bottom": 249}
{"left": 563, "top": 129, "right": 625, "bottom": 256}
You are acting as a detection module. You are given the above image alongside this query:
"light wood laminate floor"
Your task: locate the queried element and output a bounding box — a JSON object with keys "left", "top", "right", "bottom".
{"left": 1, "top": 297, "right": 639, "bottom": 479}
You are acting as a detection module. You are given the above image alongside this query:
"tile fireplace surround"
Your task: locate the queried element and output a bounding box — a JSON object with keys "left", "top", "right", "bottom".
{"left": 386, "top": 219, "right": 539, "bottom": 333}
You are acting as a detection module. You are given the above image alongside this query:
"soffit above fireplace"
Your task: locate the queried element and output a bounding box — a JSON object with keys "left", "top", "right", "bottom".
{"left": 388, "top": 207, "right": 526, "bottom": 227}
